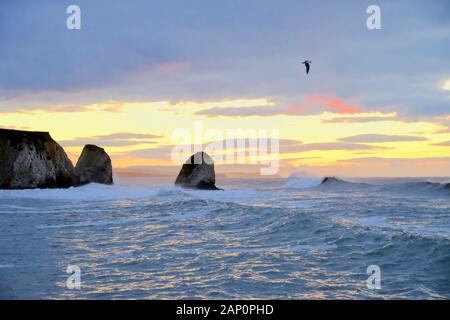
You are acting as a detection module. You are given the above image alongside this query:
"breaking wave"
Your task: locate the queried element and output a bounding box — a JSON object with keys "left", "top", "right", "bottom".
{"left": 1, "top": 176, "right": 449, "bottom": 299}
{"left": 285, "top": 174, "right": 450, "bottom": 197}
{"left": 283, "top": 173, "right": 324, "bottom": 189}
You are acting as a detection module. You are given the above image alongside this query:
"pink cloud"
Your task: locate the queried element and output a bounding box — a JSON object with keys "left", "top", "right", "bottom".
{"left": 284, "top": 95, "right": 360, "bottom": 115}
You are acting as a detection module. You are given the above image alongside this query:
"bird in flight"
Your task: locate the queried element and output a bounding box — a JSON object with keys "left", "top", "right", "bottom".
{"left": 301, "top": 60, "right": 312, "bottom": 74}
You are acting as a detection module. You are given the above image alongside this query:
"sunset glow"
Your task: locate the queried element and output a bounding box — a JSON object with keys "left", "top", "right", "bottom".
{"left": 2, "top": 98, "right": 449, "bottom": 176}
{"left": 443, "top": 80, "right": 450, "bottom": 91}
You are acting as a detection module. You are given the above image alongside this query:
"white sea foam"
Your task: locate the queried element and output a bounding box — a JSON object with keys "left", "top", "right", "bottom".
{"left": 1, "top": 176, "right": 447, "bottom": 205}
{"left": 1, "top": 176, "right": 449, "bottom": 300}
{"left": 181, "top": 188, "right": 275, "bottom": 205}
{"left": 0, "top": 183, "right": 160, "bottom": 202}
{"left": 284, "top": 172, "right": 323, "bottom": 189}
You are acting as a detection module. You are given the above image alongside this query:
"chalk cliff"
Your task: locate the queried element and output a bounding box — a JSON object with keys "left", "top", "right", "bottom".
{"left": 0, "top": 129, "right": 113, "bottom": 189}
{"left": 0, "top": 129, "right": 75, "bottom": 189}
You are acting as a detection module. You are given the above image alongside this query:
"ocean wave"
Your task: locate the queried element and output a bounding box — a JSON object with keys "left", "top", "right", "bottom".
{"left": 0, "top": 183, "right": 160, "bottom": 202}
{"left": 380, "top": 181, "right": 450, "bottom": 196}
{"left": 317, "top": 177, "right": 372, "bottom": 191}
{"left": 2, "top": 177, "right": 449, "bottom": 299}
{"left": 332, "top": 214, "right": 450, "bottom": 240}
{"left": 35, "top": 217, "right": 150, "bottom": 229}
{"left": 315, "top": 177, "right": 450, "bottom": 197}
{"left": 284, "top": 173, "right": 324, "bottom": 189}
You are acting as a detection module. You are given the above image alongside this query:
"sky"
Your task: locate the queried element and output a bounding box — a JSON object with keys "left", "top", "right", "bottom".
{"left": 1, "top": 0, "right": 449, "bottom": 177}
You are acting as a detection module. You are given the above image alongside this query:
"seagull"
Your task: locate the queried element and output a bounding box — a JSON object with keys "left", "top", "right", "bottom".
{"left": 301, "top": 60, "right": 312, "bottom": 74}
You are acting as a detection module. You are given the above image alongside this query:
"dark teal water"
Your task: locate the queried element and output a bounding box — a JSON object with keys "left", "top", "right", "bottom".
{"left": 0, "top": 177, "right": 449, "bottom": 299}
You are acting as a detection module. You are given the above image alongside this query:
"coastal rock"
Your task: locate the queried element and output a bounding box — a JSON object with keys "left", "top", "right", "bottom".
{"left": 175, "top": 152, "right": 220, "bottom": 190}
{"left": 74, "top": 145, "right": 113, "bottom": 186}
{"left": 321, "top": 177, "right": 341, "bottom": 184}
{"left": 0, "top": 129, "right": 75, "bottom": 189}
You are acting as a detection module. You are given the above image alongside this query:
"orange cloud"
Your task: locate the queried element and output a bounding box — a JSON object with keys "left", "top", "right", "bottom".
{"left": 284, "top": 95, "right": 360, "bottom": 115}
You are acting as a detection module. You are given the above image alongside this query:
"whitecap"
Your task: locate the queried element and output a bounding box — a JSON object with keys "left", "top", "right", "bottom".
{"left": 284, "top": 172, "right": 323, "bottom": 189}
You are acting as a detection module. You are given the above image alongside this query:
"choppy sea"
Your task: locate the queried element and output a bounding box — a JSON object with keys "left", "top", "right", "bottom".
{"left": 0, "top": 175, "right": 449, "bottom": 299}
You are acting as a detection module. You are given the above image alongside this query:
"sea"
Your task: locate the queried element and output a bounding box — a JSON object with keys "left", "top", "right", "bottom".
{"left": 0, "top": 174, "right": 449, "bottom": 299}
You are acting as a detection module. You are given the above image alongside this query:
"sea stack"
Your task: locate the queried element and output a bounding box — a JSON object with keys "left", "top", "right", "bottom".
{"left": 0, "top": 129, "right": 75, "bottom": 189}
{"left": 175, "top": 152, "right": 220, "bottom": 190}
{"left": 0, "top": 129, "right": 114, "bottom": 189}
{"left": 74, "top": 144, "right": 113, "bottom": 186}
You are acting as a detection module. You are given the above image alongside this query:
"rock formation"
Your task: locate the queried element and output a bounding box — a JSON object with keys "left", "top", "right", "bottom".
{"left": 0, "top": 129, "right": 113, "bottom": 189}
{"left": 74, "top": 144, "right": 113, "bottom": 186}
{"left": 0, "top": 129, "right": 75, "bottom": 189}
{"left": 321, "top": 177, "right": 341, "bottom": 184}
{"left": 175, "top": 152, "right": 220, "bottom": 190}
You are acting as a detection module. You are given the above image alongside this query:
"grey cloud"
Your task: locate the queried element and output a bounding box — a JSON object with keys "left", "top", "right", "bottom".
{"left": 195, "top": 106, "right": 280, "bottom": 117}
{"left": 322, "top": 116, "right": 399, "bottom": 124}
{"left": 125, "top": 139, "right": 387, "bottom": 161}
{"left": 2, "top": 0, "right": 449, "bottom": 119}
{"left": 338, "top": 134, "right": 428, "bottom": 143}
{"left": 287, "top": 142, "right": 388, "bottom": 153}
{"left": 59, "top": 132, "right": 162, "bottom": 147}
{"left": 337, "top": 156, "right": 450, "bottom": 164}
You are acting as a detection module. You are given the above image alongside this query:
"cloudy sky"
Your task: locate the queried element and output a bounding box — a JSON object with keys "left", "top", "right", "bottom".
{"left": 1, "top": 0, "right": 449, "bottom": 176}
